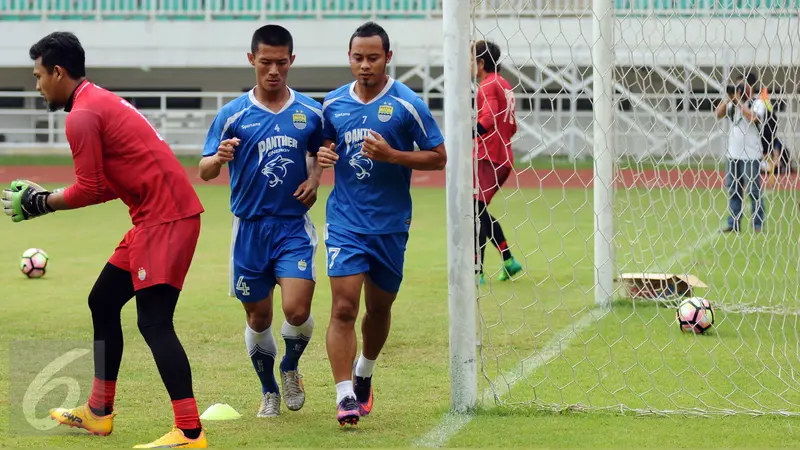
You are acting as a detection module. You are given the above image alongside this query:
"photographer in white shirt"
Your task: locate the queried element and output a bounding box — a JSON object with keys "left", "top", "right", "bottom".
{"left": 715, "top": 73, "right": 767, "bottom": 233}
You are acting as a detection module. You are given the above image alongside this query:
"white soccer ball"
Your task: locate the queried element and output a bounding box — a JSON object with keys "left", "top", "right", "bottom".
{"left": 676, "top": 297, "right": 715, "bottom": 334}
{"left": 20, "top": 248, "right": 49, "bottom": 279}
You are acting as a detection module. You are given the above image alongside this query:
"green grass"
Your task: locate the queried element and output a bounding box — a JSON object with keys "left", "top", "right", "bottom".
{"left": 1, "top": 180, "right": 800, "bottom": 448}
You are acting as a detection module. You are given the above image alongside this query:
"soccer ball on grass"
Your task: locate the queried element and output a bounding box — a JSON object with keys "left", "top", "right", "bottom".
{"left": 20, "top": 248, "right": 49, "bottom": 279}
{"left": 676, "top": 297, "right": 715, "bottom": 334}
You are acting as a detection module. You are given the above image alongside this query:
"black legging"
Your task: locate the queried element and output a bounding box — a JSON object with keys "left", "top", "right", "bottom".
{"left": 474, "top": 200, "right": 510, "bottom": 273}
{"left": 88, "top": 263, "right": 194, "bottom": 401}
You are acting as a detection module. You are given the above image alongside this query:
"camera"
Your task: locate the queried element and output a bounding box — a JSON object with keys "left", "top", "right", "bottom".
{"left": 726, "top": 83, "right": 745, "bottom": 96}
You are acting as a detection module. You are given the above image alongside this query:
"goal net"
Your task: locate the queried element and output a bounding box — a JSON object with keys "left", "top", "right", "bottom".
{"left": 468, "top": 0, "right": 800, "bottom": 415}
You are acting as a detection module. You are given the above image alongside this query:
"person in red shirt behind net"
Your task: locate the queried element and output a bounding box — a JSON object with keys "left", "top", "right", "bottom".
{"left": 1, "top": 32, "right": 208, "bottom": 448}
{"left": 471, "top": 40, "right": 523, "bottom": 286}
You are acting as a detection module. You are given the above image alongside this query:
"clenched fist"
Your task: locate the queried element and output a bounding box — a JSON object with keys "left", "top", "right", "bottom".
{"left": 318, "top": 143, "right": 338, "bottom": 168}
{"left": 217, "top": 138, "right": 239, "bottom": 164}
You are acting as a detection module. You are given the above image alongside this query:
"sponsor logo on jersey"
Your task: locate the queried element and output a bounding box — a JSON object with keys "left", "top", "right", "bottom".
{"left": 344, "top": 128, "right": 375, "bottom": 180}
{"left": 258, "top": 135, "right": 299, "bottom": 164}
{"left": 349, "top": 152, "right": 373, "bottom": 180}
{"left": 262, "top": 155, "right": 295, "bottom": 187}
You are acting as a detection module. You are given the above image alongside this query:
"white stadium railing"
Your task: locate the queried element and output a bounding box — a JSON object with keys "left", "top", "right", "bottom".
{"left": 0, "top": 90, "right": 797, "bottom": 163}
{"left": 0, "top": 0, "right": 796, "bottom": 20}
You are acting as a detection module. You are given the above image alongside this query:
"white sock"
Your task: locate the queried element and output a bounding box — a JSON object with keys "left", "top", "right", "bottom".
{"left": 335, "top": 380, "right": 355, "bottom": 404}
{"left": 280, "top": 315, "right": 314, "bottom": 340}
{"left": 244, "top": 324, "right": 277, "bottom": 358}
{"left": 355, "top": 353, "right": 376, "bottom": 378}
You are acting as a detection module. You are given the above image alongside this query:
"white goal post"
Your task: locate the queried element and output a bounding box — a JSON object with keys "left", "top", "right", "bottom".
{"left": 446, "top": 0, "right": 800, "bottom": 415}
{"left": 443, "top": 0, "right": 479, "bottom": 413}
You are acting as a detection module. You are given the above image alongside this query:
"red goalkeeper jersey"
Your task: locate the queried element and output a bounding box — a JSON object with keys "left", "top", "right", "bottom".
{"left": 475, "top": 73, "right": 517, "bottom": 167}
{"left": 62, "top": 80, "right": 204, "bottom": 227}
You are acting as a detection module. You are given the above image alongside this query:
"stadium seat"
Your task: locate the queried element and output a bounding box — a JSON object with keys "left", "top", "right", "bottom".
{"left": 45, "top": 0, "right": 95, "bottom": 20}
{"left": 0, "top": 0, "right": 40, "bottom": 20}
{"left": 259, "top": 0, "right": 309, "bottom": 20}
{"left": 377, "top": 0, "right": 428, "bottom": 19}
{"left": 320, "top": 0, "right": 362, "bottom": 18}
{"left": 212, "top": 0, "right": 260, "bottom": 21}
{"left": 99, "top": 0, "right": 149, "bottom": 20}
{"left": 157, "top": 0, "right": 203, "bottom": 20}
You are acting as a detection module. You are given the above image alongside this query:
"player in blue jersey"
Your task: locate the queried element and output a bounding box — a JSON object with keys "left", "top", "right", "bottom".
{"left": 317, "top": 21, "right": 447, "bottom": 426}
{"left": 198, "top": 25, "right": 323, "bottom": 418}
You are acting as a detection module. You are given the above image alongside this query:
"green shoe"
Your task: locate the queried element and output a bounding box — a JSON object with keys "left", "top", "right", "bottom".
{"left": 477, "top": 273, "right": 486, "bottom": 286}
{"left": 498, "top": 258, "right": 522, "bottom": 281}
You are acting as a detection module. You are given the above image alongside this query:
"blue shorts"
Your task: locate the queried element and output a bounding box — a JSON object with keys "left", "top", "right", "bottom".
{"left": 229, "top": 214, "right": 318, "bottom": 302}
{"left": 324, "top": 223, "right": 409, "bottom": 294}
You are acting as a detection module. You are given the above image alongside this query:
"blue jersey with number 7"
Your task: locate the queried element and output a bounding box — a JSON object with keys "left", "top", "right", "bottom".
{"left": 321, "top": 78, "right": 444, "bottom": 235}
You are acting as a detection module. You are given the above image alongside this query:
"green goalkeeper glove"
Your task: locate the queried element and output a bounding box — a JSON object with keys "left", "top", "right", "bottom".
{"left": 1, "top": 180, "right": 55, "bottom": 223}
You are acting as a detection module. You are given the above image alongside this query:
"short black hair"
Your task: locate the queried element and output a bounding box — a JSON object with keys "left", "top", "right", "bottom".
{"left": 349, "top": 21, "right": 390, "bottom": 54}
{"left": 474, "top": 40, "right": 501, "bottom": 73}
{"left": 29, "top": 31, "right": 86, "bottom": 78}
{"left": 250, "top": 24, "right": 294, "bottom": 56}
{"left": 734, "top": 72, "right": 758, "bottom": 85}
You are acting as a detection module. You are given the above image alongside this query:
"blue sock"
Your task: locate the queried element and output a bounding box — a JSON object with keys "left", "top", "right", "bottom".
{"left": 279, "top": 316, "right": 314, "bottom": 372}
{"left": 245, "top": 325, "right": 279, "bottom": 394}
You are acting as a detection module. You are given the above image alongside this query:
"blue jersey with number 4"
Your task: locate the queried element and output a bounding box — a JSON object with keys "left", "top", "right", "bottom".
{"left": 322, "top": 78, "right": 444, "bottom": 235}
{"left": 203, "top": 88, "right": 323, "bottom": 220}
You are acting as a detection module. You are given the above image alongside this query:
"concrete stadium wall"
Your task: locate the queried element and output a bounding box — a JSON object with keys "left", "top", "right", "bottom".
{"left": 1, "top": 17, "right": 797, "bottom": 68}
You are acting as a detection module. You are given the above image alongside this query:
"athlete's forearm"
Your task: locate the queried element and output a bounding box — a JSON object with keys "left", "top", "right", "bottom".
{"left": 46, "top": 189, "right": 78, "bottom": 211}
{"left": 306, "top": 153, "right": 322, "bottom": 182}
{"left": 740, "top": 102, "right": 759, "bottom": 124}
{"left": 199, "top": 156, "right": 223, "bottom": 181}
{"left": 388, "top": 146, "right": 447, "bottom": 171}
{"left": 715, "top": 99, "right": 728, "bottom": 119}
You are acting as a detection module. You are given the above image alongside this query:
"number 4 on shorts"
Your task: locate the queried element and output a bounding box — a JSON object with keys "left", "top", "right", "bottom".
{"left": 236, "top": 276, "right": 250, "bottom": 296}
{"left": 328, "top": 247, "right": 341, "bottom": 269}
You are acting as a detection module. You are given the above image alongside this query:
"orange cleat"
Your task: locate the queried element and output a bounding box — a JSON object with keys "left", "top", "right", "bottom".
{"left": 49, "top": 403, "right": 116, "bottom": 436}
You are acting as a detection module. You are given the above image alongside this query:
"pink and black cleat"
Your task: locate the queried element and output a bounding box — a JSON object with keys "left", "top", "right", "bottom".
{"left": 337, "top": 396, "right": 360, "bottom": 426}
{"left": 354, "top": 375, "right": 373, "bottom": 416}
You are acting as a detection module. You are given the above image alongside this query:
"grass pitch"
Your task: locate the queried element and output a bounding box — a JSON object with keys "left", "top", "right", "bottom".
{"left": 1, "top": 172, "right": 800, "bottom": 447}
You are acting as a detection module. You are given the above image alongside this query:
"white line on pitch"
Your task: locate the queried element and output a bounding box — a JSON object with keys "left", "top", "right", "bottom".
{"left": 646, "top": 228, "right": 720, "bottom": 273}
{"left": 411, "top": 310, "right": 603, "bottom": 448}
{"left": 412, "top": 229, "right": 720, "bottom": 448}
{"left": 411, "top": 412, "right": 474, "bottom": 448}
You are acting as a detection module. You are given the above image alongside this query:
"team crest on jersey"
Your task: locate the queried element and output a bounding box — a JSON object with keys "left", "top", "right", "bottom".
{"left": 293, "top": 111, "right": 307, "bottom": 130}
{"left": 298, "top": 259, "right": 307, "bottom": 271}
{"left": 137, "top": 267, "right": 146, "bottom": 281}
{"left": 262, "top": 154, "right": 294, "bottom": 187}
{"left": 378, "top": 103, "right": 393, "bottom": 123}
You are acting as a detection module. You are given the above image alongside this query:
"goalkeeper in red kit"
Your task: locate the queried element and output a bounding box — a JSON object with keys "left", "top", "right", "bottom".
{"left": 471, "top": 40, "right": 523, "bottom": 285}
{"left": 0, "top": 32, "right": 208, "bottom": 448}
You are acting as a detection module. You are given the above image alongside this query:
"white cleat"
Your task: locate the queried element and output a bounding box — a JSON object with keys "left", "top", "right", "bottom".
{"left": 280, "top": 370, "right": 306, "bottom": 411}
{"left": 257, "top": 392, "right": 281, "bottom": 418}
